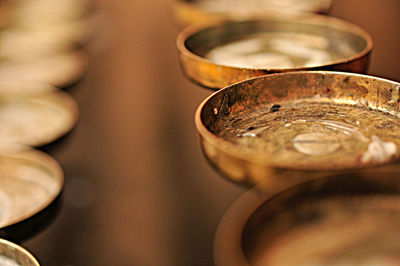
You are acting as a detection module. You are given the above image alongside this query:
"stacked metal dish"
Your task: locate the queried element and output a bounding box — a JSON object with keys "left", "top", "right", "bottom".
{"left": 0, "top": 0, "right": 92, "bottom": 264}
{"left": 0, "top": 81, "right": 79, "bottom": 147}
{"left": 0, "top": 0, "right": 90, "bottom": 88}
{"left": 0, "top": 143, "right": 63, "bottom": 242}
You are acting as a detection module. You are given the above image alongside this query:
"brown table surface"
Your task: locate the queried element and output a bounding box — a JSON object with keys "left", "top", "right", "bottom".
{"left": 22, "top": 0, "right": 400, "bottom": 265}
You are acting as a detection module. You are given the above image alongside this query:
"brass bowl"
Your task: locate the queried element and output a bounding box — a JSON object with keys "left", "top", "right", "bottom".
{"left": 0, "top": 80, "right": 79, "bottom": 147}
{"left": 195, "top": 71, "right": 400, "bottom": 186}
{"left": 0, "top": 194, "right": 61, "bottom": 243}
{"left": 169, "top": 0, "right": 332, "bottom": 28}
{"left": 0, "top": 239, "right": 39, "bottom": 266}
{"left": 0, "top": 143, "right": 63, "bottom": 233}
{"left": 214, "top": 168, "right": 400, "bottom": 266}
{"left": 0, "top": 49, "right": 89, "bottom": 88}
{"left": 178, "top": 17, "right": 373, "bottom": 89}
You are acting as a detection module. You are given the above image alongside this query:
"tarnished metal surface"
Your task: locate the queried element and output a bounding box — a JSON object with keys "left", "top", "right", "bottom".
{"left": 169, "top": 0, "right": 332, "bottom": 28}
{"left": 195, "top": 72, "right": 400, "bottom": 186}
{"left": 178, "top": 17, "right": 372, "bottom": 89}
{"left": 0, "top": 239, "right": 39, "bottom": 266}
{"left": 215, "top": 169, "right": 400, "bottom": 266}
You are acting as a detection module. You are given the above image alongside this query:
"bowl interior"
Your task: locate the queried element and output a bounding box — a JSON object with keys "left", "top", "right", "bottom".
{"left": 185, "top": 20, "right": 369, "bottom": 69}
{"left": 0, "top": 144, "right": 63, "bottom": 229}
{"left": 199, "top": 72, "right": 400, "bottom": 170}
{"left": 0, "top": 239, "right": 38, "bottom": 266}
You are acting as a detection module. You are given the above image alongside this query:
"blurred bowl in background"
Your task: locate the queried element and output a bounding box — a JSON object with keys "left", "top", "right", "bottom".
{"left": 169, "top": 0, "right": 332, "bottom": 29}
{"left": 0, "top": 81, "right": 79, "bottom": 147}
{"left": 0, "top": 144, "right": 63, "bottom": 242}
{"left": 2, "top": 0, "right": 90, "bottom": 27}
{"left": 215, "top": 168, "right": 400, "bottom": 266}
{"left": 0, "top": 27, "right": 81, "bottom": 61}
{"left": 0, "top": 50, "right": 89, "bottom": 88}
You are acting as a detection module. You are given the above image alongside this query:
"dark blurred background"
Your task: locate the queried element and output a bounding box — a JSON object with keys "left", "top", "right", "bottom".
{"left": 22, "top": 0, "right": 400, "bottom": 265}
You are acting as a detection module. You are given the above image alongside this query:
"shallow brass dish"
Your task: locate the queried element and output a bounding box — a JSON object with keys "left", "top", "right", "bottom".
{"left": 214, "top": 169, "right": 400, "bottom": 266}
{"left": 0, "top": 238, "right": 39, "bottom": 266}
{"left": 0, "top": 144, "right": 63, "bottom": 235}
{"left": 169, "top": 0, "right": 332, "bottom": 28}
{"left": 0, "top": 49, "right": 89, "bottom": 88}
{"left": 0, "top": 27, "right": 81, "bottom": 61}
{"left": 0, "top": 80, "right": 79, "bottom": 147}
{"left": 178, "top": 17, "right": 372, "bottom": 89}
{"left": 195, "top": 71, "right": 400, "bottom": 186}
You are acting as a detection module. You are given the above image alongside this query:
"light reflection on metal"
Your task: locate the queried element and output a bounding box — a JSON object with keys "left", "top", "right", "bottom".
{"left": 215, "top": 167, "right": 400, "bottom": 266}
{"left": 0, "top": 238, "right": 40, "bottom": 266}
{"left": 177, "top": 17, "right": 372, "bottom": 90}
{"left": 195, "top": 72, "right": 400, "bottom": 187}
{"left": 0, "top": 143, "right": 63, "bottom": 242}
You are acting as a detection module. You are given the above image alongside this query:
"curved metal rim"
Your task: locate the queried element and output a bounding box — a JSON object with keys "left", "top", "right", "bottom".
{"left": 214, "top": 189, "right": 264, "bottom": 266}
{"left": 0, "top": 144, "right": 64, "bottom": 229}
{"left": 49, "top": 49, "right": 90, "bottom": 89}
{"left": 0, "top": 81, "right": 79, "bottom": 147}
{"left": 0, "top": 49, "right": 89, "bottom": 89}
{"left": 213, "top": 173, "right": 309, "bottom": 266}
{"left": 0, "top": 238, "right": 40, "bottom": 265}
{"left": 32, "top": 90, "right": 80, "bottom": 147}
{"left": 170, "top": 0, "right": 333, "bottom": 21}
{"left": 194, "top": 71, "right": 400, "bottom": 171}
{"left": 177, "top": 15, "right": 373, "bottom": 74}
{"left": 1, "top": 90, "right": 79, "bottom": 147}
{"left": 214, "top": 167, "right": 400, "bottom": 266}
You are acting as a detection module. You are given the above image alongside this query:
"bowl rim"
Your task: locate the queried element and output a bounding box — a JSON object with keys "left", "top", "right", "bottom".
{"left": 0, "top": 88, "right": 80, "bottom": 147}
{"left": 169, "top": 0, "right": 333, "bottom": 22}
{"left": 177, "top": 15, "right": 373, "bottom": 72}
{"left": 0, "top": 238, "right": 40, "bottom": 265}
{"left": 0, "top": 144, "right": 64, "bottom": 229}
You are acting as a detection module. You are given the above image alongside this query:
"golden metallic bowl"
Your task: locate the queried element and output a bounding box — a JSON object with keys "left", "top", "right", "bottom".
{"left": 215, "top": 168, "right": 400, "bottom": 266}
{"left": 0, "top": 239, "right": 39, "bottom": 266}
{"left": 178, "top": 17, "right": 373, "bottom": 89}
{"left": 169, "top": 0, "right": 332, "bottom": 29}
{"left": 0, "top": 144, "right": 63, "bottom": 239}
{"left": 0, "top": 80, "right": 79, "bottom": 147}
{"left": 0, "top": 27, "right": 82, "bottom": 61}
{"left": 0, "top": 49, "right": 89, "bottom": 89}
{"left": 0, "top": 194, "right": 61, "bottom": 243}
{"left": 195, "top": 71, "right": 400, "bottom": 186}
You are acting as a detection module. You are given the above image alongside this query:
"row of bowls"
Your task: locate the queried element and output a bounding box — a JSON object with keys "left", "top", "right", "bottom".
{"left": 0, "top": 0, "right": 92, "bottom": 264}
{"left": 172, "top": 0, "right": 400, "bottom": 265}
{"left": 173, "top": 0, "right": 398, "bottom": 197}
